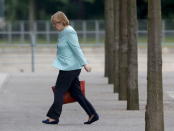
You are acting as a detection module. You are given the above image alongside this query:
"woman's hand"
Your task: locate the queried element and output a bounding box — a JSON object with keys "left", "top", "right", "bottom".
{"left": 84, "top": 64, "right": 92, "bottom": 72}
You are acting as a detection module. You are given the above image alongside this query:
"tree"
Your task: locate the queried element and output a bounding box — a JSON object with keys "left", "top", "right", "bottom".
{"left": 5, "top": 0, "right": 174, "bottom": 20}
{"left": 107, "top": 0, "right": 115, "bottom": 84}
{"left": 113, "top": 0, "right": 119, "bottom": 93}
{"left": 118, "top": 0, "right": 128, "bottom": 100}
{"left": 104, "top": 0, "right": 109, "bottom": 77}
{"left": 104, "top": 0, "right": 114, "bottom": 83}
{"left": 127, "top": 0, "right": 139, "bottom": 110}
{"left": 145, "top": 0, "right": 164, "bottom": 130}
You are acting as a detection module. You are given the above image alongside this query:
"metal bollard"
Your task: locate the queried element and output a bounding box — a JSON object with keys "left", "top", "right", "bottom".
{"left": 30, "top": 32, "right": 36, "bottom": 72}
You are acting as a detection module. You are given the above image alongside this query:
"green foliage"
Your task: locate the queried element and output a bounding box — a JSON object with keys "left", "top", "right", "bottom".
{"left": 162, "top": 0, "right": 174, "bottom": 18}
{"left": 4, "top": 0, "right": 174, "bottom": 20}
{"left": 83, "top": 0, "right": 95, "bottom": 3}
{"left": 137, "top": 0, "right": 174, "bottom": 19}
{"left": 5, "top": 0, "right": 102, "bottom": 20}
{"left": 5, "top": 0, "right": 28, "bottom": 21}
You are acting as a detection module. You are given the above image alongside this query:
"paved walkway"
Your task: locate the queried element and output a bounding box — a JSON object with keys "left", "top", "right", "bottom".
{"left": 0, "top": 71, "right": 174, "bottom": 131}
{"left": 0, "top": 46, "right": 174, "bottom": 131}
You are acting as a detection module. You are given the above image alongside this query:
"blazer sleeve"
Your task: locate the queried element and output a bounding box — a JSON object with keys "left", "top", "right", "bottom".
{"left": 66, "top": 32, "right": 88, "bottom": 66}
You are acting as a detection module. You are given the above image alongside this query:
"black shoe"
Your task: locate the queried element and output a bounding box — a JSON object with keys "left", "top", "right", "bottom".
{"left": 84, "top": 114, "right": 99, "bottom": 124}
{"left": 42, "top": 119, "right": 59, "bottom": 124}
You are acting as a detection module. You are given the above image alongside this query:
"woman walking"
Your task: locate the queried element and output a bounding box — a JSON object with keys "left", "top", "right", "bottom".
{"left": 42, "top": 11, "right": 99, "bottom": 125}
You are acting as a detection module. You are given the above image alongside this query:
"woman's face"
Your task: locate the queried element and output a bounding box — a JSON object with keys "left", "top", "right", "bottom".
{"left": 53, "top": 20, "right": 65, "bottom": 31}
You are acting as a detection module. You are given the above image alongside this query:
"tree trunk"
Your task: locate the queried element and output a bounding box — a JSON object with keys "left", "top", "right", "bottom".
{"left": 118, "top": 0, "right": 128, "bottom": 100}
{"left": 104, "top": 0, "right": 109, "bottom": 78}
{"left": 104, "top": 0, "right": 114, "bottom": 84}
{"left": 145, "top": 0, "right": 164, "bottom": 130}
{"left": 127, "top": 0, "right": 139, "bottom": 110}
{"left": 113, "top": 0, "right": 120, "bottom": 93}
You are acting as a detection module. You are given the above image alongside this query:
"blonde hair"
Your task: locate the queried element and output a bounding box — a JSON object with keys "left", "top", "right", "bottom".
{"left": 51, "top": 11, "right": 69, "bottom": 26}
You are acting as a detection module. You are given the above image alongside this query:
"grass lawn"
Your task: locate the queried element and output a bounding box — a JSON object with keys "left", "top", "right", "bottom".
{"left": 0, "top": 36, "right": 173, "bottom": 47}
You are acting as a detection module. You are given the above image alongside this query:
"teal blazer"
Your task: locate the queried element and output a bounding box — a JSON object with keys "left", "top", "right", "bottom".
{"left": 52, "top": 25, "right": 88, "bottom": 71}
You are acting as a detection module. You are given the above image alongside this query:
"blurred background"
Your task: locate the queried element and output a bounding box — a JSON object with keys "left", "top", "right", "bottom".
{"left": 0, "top": 0, "right": 174, "bottom": 72}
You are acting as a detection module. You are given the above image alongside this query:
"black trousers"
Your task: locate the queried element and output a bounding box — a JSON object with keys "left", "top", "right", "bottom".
{"left": 46, "top": 69, "right": 97, "bottom": 121}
